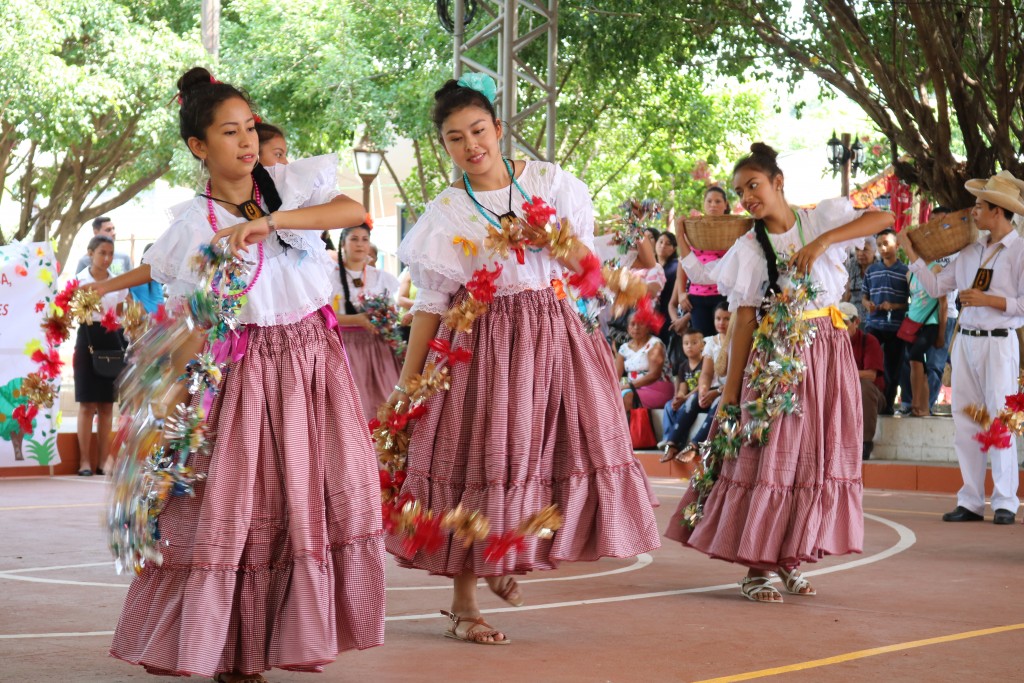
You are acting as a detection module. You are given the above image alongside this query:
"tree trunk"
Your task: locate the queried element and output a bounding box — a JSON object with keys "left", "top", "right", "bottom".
{"left": 11, "top": 431, "right": 24, "bottom": 461}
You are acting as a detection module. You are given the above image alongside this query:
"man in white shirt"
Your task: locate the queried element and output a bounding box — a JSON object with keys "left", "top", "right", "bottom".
{"left": 901, "top": 171, "right": 1024, "bottom": 525}
{"left": 74, "top": 217, "right": 133, "bottom": 276}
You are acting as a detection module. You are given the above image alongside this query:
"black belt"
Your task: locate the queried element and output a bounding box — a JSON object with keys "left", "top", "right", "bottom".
{"left": 960, "top": 328, "right": 1009, "bottom": 337}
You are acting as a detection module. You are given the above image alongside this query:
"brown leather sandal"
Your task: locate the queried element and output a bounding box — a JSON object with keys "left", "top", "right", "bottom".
{"left": 487, "top": 575, "right": 524, "bottom": 607}
{"left": 441, "top": 610, "right": 511, "bottom": 645}
{"left": 213, "top": 673, "right": 267, "bottom": 683}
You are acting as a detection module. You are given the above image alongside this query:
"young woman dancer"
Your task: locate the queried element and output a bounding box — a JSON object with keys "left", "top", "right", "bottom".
{"left": 333, "top": 223, "right": 403, "bottom": 423}
{"left": 106, "top": 68, "right": 385, "bottom": 681}
{"left": 386, "top": 75, "right": 660, "bottom": 644}
{"left": 666, "top": 143, "right": 894, "bottom": 603}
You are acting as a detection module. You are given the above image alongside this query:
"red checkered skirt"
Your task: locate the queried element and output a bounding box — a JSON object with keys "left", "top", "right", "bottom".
{"left": 665, "top": 320, "right": 864, "bottom": 570}
{"left": 339, "top": 325, "right": 402, "bottom": 424}
{"left": 386, "top": 288, "right": 661, "bottom": 576}
{"left": 110, "top": 313, "right": 386, "bottom": 678}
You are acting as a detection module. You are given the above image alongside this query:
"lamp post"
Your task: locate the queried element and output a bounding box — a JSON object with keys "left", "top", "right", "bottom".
{"left": 826, "top": 131, "right": 866, "bottom": 198}
{"left": 353, "top": 145, "right": 384, "bottom": 211}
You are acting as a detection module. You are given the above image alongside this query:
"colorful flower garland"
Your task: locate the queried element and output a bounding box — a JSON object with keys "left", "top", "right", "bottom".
{"left": 962, "top": 371, "right": 1024, "bottom": 452}
{"left": 372, "top": 197, "right": 599, "bottom": 559}
{"left": 680, "top": 266, "right": 819, "bottom": 528}
{"left": 360, "top": 293, "right": 407, "bottom": 362}
{"left": 107, "top": 243, "right": 253, "bottom": 574}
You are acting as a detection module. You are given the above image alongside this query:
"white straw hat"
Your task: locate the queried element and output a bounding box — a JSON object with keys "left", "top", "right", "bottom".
{"left": 965, "top": 170, "right": 1024, "bottom": 216}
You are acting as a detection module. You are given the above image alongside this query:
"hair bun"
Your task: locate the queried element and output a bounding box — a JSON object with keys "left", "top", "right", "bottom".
{"left": 433, "top": 79, "right": 462, "bottom": 102}
{"left": 749, "top": 142, "right": 778, "bottom": 161}
{"left": 177, "top": 67, "right": 215, "bottom": 99}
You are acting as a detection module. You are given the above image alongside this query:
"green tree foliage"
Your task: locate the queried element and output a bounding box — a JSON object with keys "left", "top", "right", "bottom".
{"left": 0, "top": 0, "right": 202, "bottom": 264}
{"left": 674, "top": 0, "right": 1024, "bottom": 207}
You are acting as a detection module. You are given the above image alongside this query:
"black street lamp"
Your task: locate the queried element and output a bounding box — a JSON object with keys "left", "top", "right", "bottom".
{"left": 850, "top": 136, "right": 866, "bottom": 176}
{"left": 827, "top": 130, "right": 849, "bottom": 174}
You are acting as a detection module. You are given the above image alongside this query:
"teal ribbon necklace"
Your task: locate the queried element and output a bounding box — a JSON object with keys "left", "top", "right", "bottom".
{"left": 463, "top": 157, "right": 532, "bottom": 230}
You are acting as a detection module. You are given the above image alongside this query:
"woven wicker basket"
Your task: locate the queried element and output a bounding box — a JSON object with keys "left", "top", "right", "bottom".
{"left": 905, "top": 209, "right": 977, "bottom": 263}
{"left": 683, "top": 215, "right": 754, "bottom": 252}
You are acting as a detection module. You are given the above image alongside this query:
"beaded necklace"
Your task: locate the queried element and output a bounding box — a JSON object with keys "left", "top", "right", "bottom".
{"left": 463, "top": 158, "right": 532, "bottom": 230}
{"left": 206, "top": 178, "right": 265, "bottom": 299}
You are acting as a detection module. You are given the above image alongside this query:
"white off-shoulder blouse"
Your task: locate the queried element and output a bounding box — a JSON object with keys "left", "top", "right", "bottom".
{"left": 397, "top": 161, "right": 596, "bottom": 315}
{"left": 144, "top": 155, "right": 341, "bottom": 327}
{"left": 681, "top": 198, "right": 865, "bottom": 311}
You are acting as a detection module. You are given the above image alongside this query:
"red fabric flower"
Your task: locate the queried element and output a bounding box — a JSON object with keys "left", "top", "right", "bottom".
{"left": 31, "top": 347, "right": 63, "bottom": 379}
{"left": 466, "top": 262, "right": 503, "bottom": 304}
{"left": 428, "top": 339, "right": 473, "bottom": 365}
{"left": 632, "top": 295, "right": 665, "bottom": 333}
{"left": 100, "top": 308, "right": 120, "bottom": 333}
{"left": 54, "top": 280, "right": 78, "bottom": 311}
{"left": 12, "top": 404, "right": 38, "bottom": 434}
{"left": 41, "top": 318, "right": 67, "bottom": 347}
{"left": 567, "top": 252, "right": 604, "bottom": 299}
{"left": 379, "top": 468, "right": 407, "bottom": 491}
{"left": 14, "top": 264, "right": 27, "bottom": 277}
{"left": 402, "top": 513, "right": 444, "bottom": 556}
{"left": 1004, "top": 393, "right": 1024, "bottom": 414}
{"left": 35, "top": 302, "right": 45, "bottom": 313}
{"left": 253, "top": 113, "right": 263, "bottom": 124}
{"left": 368, "top": 417, "right": 380, "bottom": 432}
{"left": 483, "top": 530, "right": 526, "bottom": 563}
{"left": 152, "top": 304, "right": 168, "bottom": 324}
{"left": 522, "top": 196, "right": 556, "bottom": 228}
{"left": 974, "top": 418, "right": 1012, "bottom": 452}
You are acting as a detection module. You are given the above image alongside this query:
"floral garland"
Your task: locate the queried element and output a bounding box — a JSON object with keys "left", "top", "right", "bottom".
{"left": 360, "top": 292, "right": 407, "bottom": 362}
{"left": 372, "top": 196, "right": 598, "bottom": 559}
{"left": 680, "top": 266, "right": 819, "bottom": 528}
{"left": 612, "top": 198, "right": 662, "bottom": 255}
{"left": 962, "top": 371, "right": 1024, "bottom": 452}
{"left": 107, "top": 244, "right": 252, "bottom": 575}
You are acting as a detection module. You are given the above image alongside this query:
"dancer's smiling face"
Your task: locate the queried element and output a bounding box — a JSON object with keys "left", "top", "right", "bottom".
{"left": 187, "top": 97, "right": 259, "bottom": 180}
{"left": 732, "top": 167, "right": 784, "bottom": 219}
{"left": 440, "top": 105, "right": 503, "bottom": 178}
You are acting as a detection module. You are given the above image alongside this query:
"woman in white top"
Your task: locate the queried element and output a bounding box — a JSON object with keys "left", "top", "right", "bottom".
{"left": 385, "top": 75, "right": 660, "bottom": 645}
{"left": 615, "top": 305, "right": 674, "bottom": 409}
{"left": 666, "top": 143, "right": 894, "bottom": 603}
{"left": 333, "top": 223, "right": 402, "bottom": 422}
{"left": 73, "top": 234, "right": 128, "bottom": 476}
{"left": 103, "top": 68, "right": 385, "bottom": 681}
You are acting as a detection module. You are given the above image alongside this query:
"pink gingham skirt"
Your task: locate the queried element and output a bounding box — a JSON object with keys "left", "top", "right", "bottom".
{"left": 340, "top": 326, "right": 402, "bottom": 424}
{"left": 110, "top": 312, "right": 386, "bottom": 678}
{"left": 386, "top": 288, "right": 661, "bottom": 577}
{"left": 666, "top": 320, "right": 864, "bottom": 570}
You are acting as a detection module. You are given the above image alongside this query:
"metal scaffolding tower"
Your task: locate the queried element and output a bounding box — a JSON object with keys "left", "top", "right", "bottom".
{"left": 449, "top": 0, "right": 559, "bottom": 161}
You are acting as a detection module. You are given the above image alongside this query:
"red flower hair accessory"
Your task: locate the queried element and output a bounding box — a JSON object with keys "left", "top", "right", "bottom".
{"left": 632, "top": 295, "right": 665, "bottom": 333}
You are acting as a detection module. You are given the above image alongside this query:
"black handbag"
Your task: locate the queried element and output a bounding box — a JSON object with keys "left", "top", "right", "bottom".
{"left": 85, "top": 323, "right": 126, "bottom": 379}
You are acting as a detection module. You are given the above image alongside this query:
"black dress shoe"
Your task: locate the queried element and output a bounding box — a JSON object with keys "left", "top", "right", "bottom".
{"left": 992, "top": 509, "right": 1016, "bottom": 525}
{"left": 942, "top": 506, "right": 984, "bottom": 522}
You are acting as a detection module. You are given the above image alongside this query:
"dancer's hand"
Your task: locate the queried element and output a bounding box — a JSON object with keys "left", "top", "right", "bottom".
{"left": 789, "top": 237, "right": 827, "bottom": 276}
{"left": 385, "top": 388, "right": 411, "bottom": 415}
{"left": 213, "top": 215, "right": 272, "bottom": 259}
{"left": 719, "top": 384, "right": 740, "bottom": 409}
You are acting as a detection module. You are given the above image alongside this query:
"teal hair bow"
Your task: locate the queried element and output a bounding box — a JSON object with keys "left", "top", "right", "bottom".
{"left": 457, "top": 73, "right": 497, "bottom": 103}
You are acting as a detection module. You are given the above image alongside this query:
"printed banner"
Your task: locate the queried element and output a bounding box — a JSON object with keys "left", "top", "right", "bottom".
{"left": 0, "top": 241, "right": 61, "bottom": 467}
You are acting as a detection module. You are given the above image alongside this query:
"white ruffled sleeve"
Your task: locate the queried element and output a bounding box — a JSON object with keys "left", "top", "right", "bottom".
{"left": 142, "top": 200, "right": 207, "bottom": 294}
{"left": 548, "top": 165, "right": 596, "bottom": 252}
{"left": 708, "top": 231, "right": 770, "bottom": 310}
{"left": 397, "top": 197, "right": 473, "bottom": 315}
{"left": 804, "top": 197, "right": 866, "bottom": 252}
{"left": 266, "top": 154, "right": 340, "bottom": 259}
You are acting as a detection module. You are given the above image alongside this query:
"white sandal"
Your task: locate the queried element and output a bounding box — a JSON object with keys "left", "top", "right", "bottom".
{"left": 739, "top": 575, "right": 783, "bottom": 603}
{"left": 776, "top": 566, "right": 816, "bottom": 595}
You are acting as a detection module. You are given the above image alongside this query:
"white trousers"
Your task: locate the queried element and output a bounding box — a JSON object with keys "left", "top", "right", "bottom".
{"left": 951, "top": 333, "right": 1021, "bottom": 515}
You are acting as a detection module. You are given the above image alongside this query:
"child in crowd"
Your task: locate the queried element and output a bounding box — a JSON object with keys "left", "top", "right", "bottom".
{"left": 661, "top": 302, "right": 730, "bottom": 462}
{"left": 862, "top": 228, "right": 909, "bottom": 413}
{"left": 659, "top": 328, "right": 704, "bottom": 456}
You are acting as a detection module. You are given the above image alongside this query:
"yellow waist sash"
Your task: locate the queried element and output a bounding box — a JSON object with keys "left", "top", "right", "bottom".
{"left": 801, "top": 305, "right": 847, "bottom": 329}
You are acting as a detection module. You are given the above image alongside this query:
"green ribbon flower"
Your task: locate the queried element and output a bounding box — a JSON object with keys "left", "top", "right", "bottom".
{"left": 457, "top": 73, "right": 497, "bottom": 103}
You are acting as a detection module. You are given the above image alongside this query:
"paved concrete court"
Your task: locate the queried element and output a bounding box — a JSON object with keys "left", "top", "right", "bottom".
{"left": 1, "top": 476, "right": 1021, "bottom": 682}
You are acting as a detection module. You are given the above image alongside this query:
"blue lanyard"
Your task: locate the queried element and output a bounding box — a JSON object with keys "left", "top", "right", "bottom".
{"left": 463, "top": 158, "right": 533, "bottom": 230}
